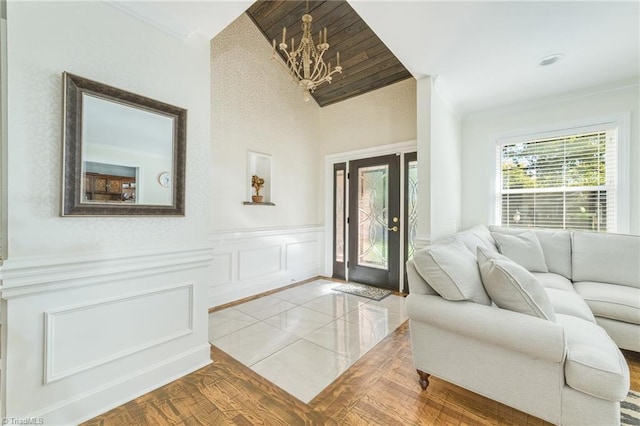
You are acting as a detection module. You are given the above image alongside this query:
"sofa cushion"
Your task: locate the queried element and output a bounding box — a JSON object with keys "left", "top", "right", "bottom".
{"left": 452, "top": 230, "right": 495, "bottom": 255}
{"left": 413, "top": 240, "right": 491, "bottom": 305}
{"left": 572, "top": 231, "right": 640, "bottom": 288}
{"left": 574, "top": 281, "right": 640, "bottom": 325}
{"left": 595, "top": 317, "right": 640, "bottom": 353}
{"left": 545, "top": 288, "right": 596, "bottom": 323}
{"left": 477, "top": 247, "right": 556, "bottom": 321}
{"left": 534, "top": 229, "right": 572, "bottom": 279}
{"left": 491, "top": 231, "right": 549, "bottom": 272}
{"left": 532, "top": 272, "right": 574, "bottom": 292}
{"left": 489, "top": 226, "right": 571, "bottom": 279}
{"left": 556, "top": 314, "right": 630, "bottom": 401}
{"left": 469, "top": 224, "right": 498, "bottom": 251}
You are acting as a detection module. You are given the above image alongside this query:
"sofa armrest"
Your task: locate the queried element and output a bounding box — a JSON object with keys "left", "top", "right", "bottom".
{"left": 406, "top": 293, "right": 566, "bottom": 363}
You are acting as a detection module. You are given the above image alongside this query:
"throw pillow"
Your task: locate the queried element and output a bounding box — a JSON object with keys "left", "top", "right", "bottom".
{"left": 477, "top": 247, "right": 556, "bottom": 321}
{"left": 413, "top": 239, "right": 491, "bottom": 305}
{"left": 451, "top": 231, "right": 488, "bottom": 254}
{"left": 469, "top": 224, "right": 498, "bottom": 251}
{"left": 491, "top": 230, "right": 549, "bottom": 272}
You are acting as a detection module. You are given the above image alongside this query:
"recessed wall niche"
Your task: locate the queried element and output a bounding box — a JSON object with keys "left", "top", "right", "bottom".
{"left": 244, "top": 150, "right": 274, "bottom": 205}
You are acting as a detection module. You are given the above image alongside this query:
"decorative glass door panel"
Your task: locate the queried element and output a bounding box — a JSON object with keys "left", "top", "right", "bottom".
{"left": 336, "top": 169, "right": 345, "bottom": 263}
{"left": 348, "top": 155, "right": 400, "bottom": 290}
{"left": 333, "top": 163, "right": 346, "bottom": 279}
{"left": 357, "top": 164, "right": 389, "bottom": 270}
{"left": 406, "top": 153, "right": 418, "bottom": 260}
{"left": 404, "top": 152, "right": 418, "bottom": 292}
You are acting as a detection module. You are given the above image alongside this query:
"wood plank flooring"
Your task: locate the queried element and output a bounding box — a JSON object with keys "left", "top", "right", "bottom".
{"left": 84, "top": 319, "right": 640, "bottom": 425}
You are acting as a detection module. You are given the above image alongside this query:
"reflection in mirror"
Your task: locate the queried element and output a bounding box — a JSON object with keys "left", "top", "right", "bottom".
{"left": 81, "top": 94, "right": 173, "bottom": 206}
{"left": 62, "top": 72, "right": 186, "bottom": 216}
{"left": 83, "top": 161, "right": 138, "bottom": 203}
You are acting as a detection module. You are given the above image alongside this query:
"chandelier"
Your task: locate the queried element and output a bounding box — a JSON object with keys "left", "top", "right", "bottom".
{"left": 272, "top": 2, "right": 342, "bottom": 102}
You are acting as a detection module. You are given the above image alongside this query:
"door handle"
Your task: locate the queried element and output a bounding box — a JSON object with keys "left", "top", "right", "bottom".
{"left": 388, "top": 226, "right": 399, "bottom": 232}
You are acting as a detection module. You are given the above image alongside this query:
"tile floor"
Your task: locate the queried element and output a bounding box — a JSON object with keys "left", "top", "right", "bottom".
{"left": 208, "top": 279, "right": 408, "bottom": 403}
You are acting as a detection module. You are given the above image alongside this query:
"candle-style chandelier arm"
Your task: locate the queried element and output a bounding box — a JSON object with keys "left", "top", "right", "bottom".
{"left": 279, "top": 44, "right": 341, "bottom": 91}
{"left": 309, "top": 46, "right": 328, "bottom": 81}
{"left": 271, "top": 7, "right": 343, "bottom": 101}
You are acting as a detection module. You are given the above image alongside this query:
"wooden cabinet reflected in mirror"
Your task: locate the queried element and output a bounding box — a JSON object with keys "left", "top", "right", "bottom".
{"left": 83, "top": 162, "right": 136, "bottom": 203}
{"left": 61, "top": 72, "right": 186, "bottom": 216}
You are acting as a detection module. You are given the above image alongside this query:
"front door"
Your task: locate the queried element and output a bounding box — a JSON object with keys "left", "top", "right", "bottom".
{"left": 347, "top": 154, "right": 400, "bottom": 290}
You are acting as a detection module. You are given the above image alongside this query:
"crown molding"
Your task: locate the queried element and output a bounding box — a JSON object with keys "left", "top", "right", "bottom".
{"left": 105, "top": 1, "right": 192, "bottom": 40}
{"left": 465, "top": 78, "right": 640, "bottom": 120}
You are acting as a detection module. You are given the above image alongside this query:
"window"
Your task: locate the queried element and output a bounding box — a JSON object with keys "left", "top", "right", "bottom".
{"left": 496, "top": 124, "right": 620, "bottom": 232}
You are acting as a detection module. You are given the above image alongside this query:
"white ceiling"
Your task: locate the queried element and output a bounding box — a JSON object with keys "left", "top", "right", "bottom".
{"left": 110, "top": 0, "right": 640, "bottom": 115}
{"left": 350, "top": 1, "right": 640, "bottom": 114}
{"left": 107, "top": 0, "right": 254, "bottom": 40}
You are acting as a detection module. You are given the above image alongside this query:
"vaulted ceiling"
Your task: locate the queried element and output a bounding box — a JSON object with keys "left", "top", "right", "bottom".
{"left": 109, "top": 1, "right": 639, "bottom": 115}
{"left": 246, "top": 0, "right": 412, "bottom": 107}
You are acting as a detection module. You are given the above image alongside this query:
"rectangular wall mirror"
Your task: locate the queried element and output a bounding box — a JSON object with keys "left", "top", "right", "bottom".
{"left": 62, "top": 72, "right": 186, "bottom": 216}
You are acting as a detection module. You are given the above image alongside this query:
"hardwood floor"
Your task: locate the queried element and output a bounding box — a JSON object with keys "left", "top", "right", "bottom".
{"left": 84, "top": 322, "right": 639, "bottom": 426}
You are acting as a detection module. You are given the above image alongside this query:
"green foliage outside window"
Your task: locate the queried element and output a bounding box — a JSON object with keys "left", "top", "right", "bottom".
{"left": 500, "top": 131, "right": 612, "bottom": 232}
{"left": 502, "top": 132, "right": 606, "bottom": 190}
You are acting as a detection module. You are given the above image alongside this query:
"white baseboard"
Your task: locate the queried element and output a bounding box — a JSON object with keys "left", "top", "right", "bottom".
{"left": 40, "top": 344, "right": 211, "bottom": 425}
{"left": 208, "top": 225, "right": 324, "bottom": 308}
{"left": 208, "top": 267, "right": 323, "bottom": 308}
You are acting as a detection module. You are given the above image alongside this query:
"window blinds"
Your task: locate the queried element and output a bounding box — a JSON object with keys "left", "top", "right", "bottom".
{"left": 497, "top": 128, "right": 617, "bottom": 232}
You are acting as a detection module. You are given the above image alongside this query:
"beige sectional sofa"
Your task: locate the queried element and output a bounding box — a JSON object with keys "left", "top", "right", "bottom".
{"left": 405, "top": 225, "right": 639, "bottom": 426}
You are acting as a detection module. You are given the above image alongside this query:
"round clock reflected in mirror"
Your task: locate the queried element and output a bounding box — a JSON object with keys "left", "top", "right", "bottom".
{"left": 158, "top": 171, "right": 171, "bottom": 187}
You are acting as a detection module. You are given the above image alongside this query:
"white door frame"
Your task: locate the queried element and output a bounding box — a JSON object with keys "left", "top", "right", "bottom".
{"left": 323, "top": 140, "right": 417, "bottom": 292}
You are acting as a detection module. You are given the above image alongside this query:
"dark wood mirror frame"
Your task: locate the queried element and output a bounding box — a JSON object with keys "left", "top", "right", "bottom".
{"left": 62, "top": 72, "right": 186, "bottom": 216}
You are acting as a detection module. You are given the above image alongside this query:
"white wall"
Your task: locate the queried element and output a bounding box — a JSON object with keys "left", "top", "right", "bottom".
{"left": 208, "top": 16, "right": 418, "bottom": 304}
{"left": 414, "top": 77, "right": 462, "bottom": 245}
{"left": 319, "top": 78, "right": 417, "bottom": 155}
{"left": 2, "top": 2, "right": 213, "bottom": 423}
{"left": 415, "top": 77, "right": 432, "bottom": 248}
{"left": 208, "top": 226, "right": 325, "bottom": 307}
{"left": 208, "top": 14, "right": 326, "bottom": 306}
{"left": 210, "top": 14, "right": 322, "bottom": 231}
{"left": 7, "top": 3, "right": 211, "bottom": 257}
{"left": 430, "top": 89, "right": 462, "bottom": 242}
{"left": 461, "top": 82, "right": 640, "bottom": 235}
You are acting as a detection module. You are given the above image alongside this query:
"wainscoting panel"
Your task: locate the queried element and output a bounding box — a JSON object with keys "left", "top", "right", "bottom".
{"left": 0, "top": 245, "right": 213, "bottom": 425}
{"left": 285, "top": 240, "right": 320, "bottom": 270}
{"left": 44, "top": 283, "right": 194, "bottom": 384}
{"left": 238, "top": 245, "right": 281, "bottom": 280}
{"left": 210, "top": 253, "right": 232, "bottom": 286}
{"left": 208, "top": 225, "right": 324, "bottom": 308}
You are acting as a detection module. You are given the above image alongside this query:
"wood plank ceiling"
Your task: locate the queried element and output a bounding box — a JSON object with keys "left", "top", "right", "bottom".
{"left": 246, "top": 0, "right": 412, "bottom": 107}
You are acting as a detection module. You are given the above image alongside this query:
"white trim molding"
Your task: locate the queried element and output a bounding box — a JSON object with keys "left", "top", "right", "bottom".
{"left": 37, "top": 344, "right": 211, "bottom": 426}
{"left": 208, "top": 225, "right": 324, "bottom": 307}
{"left": 490, "top": 113, "right": 631, "bottom": 234}
{"left": 0, "top": 244, "right": 213, "bottom": 424}
{"left": 0, "top": 244, "right": 213, "bottom": 299}
{"left": 44, "top": 283, "right": 195, "bottom": 384}
{"left": 466, "top": 78, "right": 639, "bottom": 121}
{"left": 324, "top": 140, "right": 417, "bottom": 164}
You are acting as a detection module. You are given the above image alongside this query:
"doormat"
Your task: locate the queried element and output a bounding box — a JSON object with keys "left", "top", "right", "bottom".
{"left": 622, "top": 390, "right": 640, "bottom": 425}
{"left": 333, "top": 283, "right": 392, "bottom": 301}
